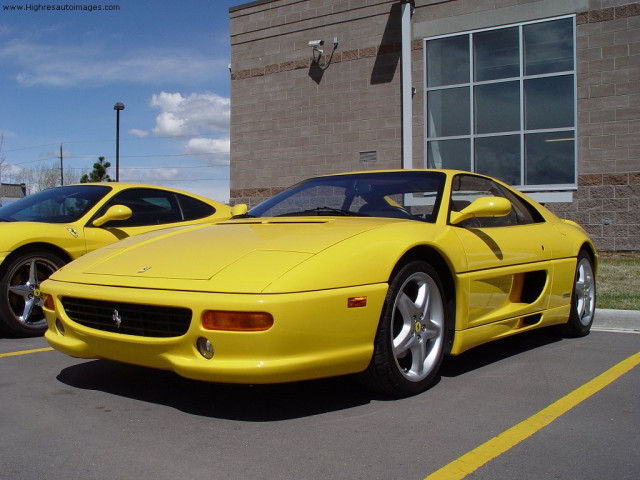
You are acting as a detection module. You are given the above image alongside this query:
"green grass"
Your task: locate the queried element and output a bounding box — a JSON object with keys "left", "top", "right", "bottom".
{"left": 596, "top": 252, "right": 640, "bottom": 311}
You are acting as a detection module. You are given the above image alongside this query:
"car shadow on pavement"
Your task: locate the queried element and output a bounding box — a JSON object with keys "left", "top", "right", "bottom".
{"left": 55, "top": 327, "right": 564, "bottom": 421}
{"left": 440, "top": 326, "right": 563, "bottom": 377}
{"left": 56, "top": 360, "right": 377, "bottom": 421}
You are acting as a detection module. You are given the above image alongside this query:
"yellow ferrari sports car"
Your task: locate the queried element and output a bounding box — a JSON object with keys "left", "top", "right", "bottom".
{"left": 42, "top": 170, "right": 597, "bottom": 396}
{"left": 0, "top": 183, "right": 230, "bottom": 337}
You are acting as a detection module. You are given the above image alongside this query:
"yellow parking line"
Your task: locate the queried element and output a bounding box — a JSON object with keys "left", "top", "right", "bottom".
{"left": 0, "top": 347, "right": 54, "bottom": 358}
{"left": 425, "top": 351, "right": 640, "bottom": 480}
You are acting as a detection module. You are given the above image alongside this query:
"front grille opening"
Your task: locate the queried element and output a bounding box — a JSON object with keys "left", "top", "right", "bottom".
{"left": 61, "top": 297, "right": 192, "bottom": 338}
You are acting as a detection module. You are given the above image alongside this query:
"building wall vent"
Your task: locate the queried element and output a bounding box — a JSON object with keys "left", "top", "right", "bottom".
{"left": 359, "top": 150, "right": 377, "bottom": 163}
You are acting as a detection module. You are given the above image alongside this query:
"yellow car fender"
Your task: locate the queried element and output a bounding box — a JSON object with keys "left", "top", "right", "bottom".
{"left": 0, "top": 222, "right": 86, "bottom": 264}
{"left": 266, "top": 221, "right": 467, "bottom": 293}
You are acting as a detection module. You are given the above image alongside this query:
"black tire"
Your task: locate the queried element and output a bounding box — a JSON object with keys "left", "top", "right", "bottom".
{"left": 361, "top": 260, "right": 450, "bottom": 397}
{"left": 563, "top": 250, "right": 596, "bottom": 338}
{"left": 0, "top": 250, "right": 66, "bottom": 337}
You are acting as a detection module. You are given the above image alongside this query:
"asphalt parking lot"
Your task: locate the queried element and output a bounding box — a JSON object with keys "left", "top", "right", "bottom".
{"left": 1, "top": 311, "right": 638, "bottom": 480}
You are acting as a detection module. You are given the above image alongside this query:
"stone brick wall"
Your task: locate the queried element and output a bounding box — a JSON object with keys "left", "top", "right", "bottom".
{"left": 229, "top": 0, "right": 407, "bottom": 208}
{"left": 547, "top": 173, "right": 640, "bottom": 251}
{"left": 546, "top": 1, "right": 640, "bottom": 251}
{"left": 229, "top": 0, "right": 640, "bottom": 250}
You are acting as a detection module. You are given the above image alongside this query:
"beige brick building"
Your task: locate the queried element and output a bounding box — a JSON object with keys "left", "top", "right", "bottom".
{"left": 229, "top": 0, "right": 640, "bottom": 251}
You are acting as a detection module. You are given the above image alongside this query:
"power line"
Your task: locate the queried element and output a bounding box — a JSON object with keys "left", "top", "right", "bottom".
{"left": 62, "top": 165, "right": 228, "bottom": 171}
{"left": 126, "top": 178, "right": 229, "bottom": 183}
{"left": 3, "top": 132, "right": 228, "bottom": 153}
{"left": 5, "top": 154, "right": 230, "bottom": 167}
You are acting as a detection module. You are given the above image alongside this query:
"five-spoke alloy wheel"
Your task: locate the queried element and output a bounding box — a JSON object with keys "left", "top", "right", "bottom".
{"left": 564, "top": 250, "right": 596, "bottom": 337}
{"left": 0, "top": 250, "right": 66, "bottom": 337}
{"left": 362, "top": 260, "right": 449, "bottom": 397}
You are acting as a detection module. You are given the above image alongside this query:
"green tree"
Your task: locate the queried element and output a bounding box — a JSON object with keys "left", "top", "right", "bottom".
{"left": 80, "top": 156, "right": 113, "bottom": 183}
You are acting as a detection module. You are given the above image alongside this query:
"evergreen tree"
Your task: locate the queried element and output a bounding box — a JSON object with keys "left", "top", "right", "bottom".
{"left": 80, "top": 156, "right": 113, "bottom": 183}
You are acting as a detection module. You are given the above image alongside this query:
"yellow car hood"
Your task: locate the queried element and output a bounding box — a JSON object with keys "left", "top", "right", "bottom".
{"left": 51, "top": 218, "right": 395, "bottom": 293}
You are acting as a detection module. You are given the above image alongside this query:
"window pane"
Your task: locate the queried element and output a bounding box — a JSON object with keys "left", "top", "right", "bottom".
{"left": 428, "top": 87, "right": 470, "bottom": 137}
{"left": 177, "top": 193, "right": 215, "bottom": 220}
{"left": 427, "top": 35, "right": 470, "bottom": 87}
{"left": 427, "top": 139, "right": 470, "bottom": 170}
{"left": 104, "top": 188, "right": 182, "bottom": 227}
{"left": 450, "top": 175, "right": 520, "bottom": 227}
{"left": 524, "top": 18, "right": 573, "bottom": 75}
{"left": 475, "top": 135, "right": 521, "bottom": 185}
{"left": 525, "top": 75, "right": 574, "bottom": 130}
{"left": 475, "top": 81, "right": 520, "bottom": 134}
{"left": 525, "top": 132, "right": 575, "bottom": 185}
{"left": 474, "top": 27, "right": 519, "bottom": 81}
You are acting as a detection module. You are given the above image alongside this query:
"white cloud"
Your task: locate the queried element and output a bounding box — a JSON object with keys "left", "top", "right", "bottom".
{"left": 150, "top": 92, "right": 230, "bottom": 137}
{"left": 128, "top": 129, "right": 149, "bottom": 138}
{"left": 185, "top": 137, "right": 230, "bottom": 166}
{"left": 185, "top": 137, "right": 230, "bottom": 155}
{"left": 0, "top": 38, "right": 227, "bottom": 88}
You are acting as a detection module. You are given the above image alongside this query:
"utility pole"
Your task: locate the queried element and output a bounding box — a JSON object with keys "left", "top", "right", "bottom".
{"left": 114, "top": 102, "right": 125, "bottom": 182}
{"left": 59, "top": 143, "right": 64, "bottom": 186}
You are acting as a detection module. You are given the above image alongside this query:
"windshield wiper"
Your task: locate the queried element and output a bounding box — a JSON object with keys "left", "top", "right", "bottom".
{"left": 278, "top": 207, "right": 363, "bottom": 217}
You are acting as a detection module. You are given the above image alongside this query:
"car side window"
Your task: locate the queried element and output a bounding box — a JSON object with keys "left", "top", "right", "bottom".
{"left": 176, "top": 193, "right": 215, "bottom": 221}
{"left": 450, "top": 174, "right": 542, "bottom": 228}
{"left": 98, "top": 188, "right": 183, "bottom": 227}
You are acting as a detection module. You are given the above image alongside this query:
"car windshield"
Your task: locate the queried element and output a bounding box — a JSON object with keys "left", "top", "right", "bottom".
{"left": 249, "top": 171, "right": 446, "bottom": 222}
{"left": 0, "top": 185, "right": 112, "bottom": 223}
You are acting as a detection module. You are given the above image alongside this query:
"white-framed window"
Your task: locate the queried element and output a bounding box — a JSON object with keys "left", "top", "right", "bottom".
{"left": 423, "top": 16, "right": 577, "bottom": 192}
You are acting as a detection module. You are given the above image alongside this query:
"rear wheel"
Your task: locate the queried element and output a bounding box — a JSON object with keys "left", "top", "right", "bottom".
{"left": 0, "top": 250, "right": 66, "bottom": 337}
{"left": 563, "top": 250, "right": 596, "bottom": 337}
{"left": 361, "top": 260, "right": 449, "bottom": 397}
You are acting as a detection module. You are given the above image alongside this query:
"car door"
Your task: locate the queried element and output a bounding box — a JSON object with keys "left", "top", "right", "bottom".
{"left": 82, "top": 187, "right": 191, "bottom": 253}
{"left": 449, "top": 174, "right": 553, "bottom": 328}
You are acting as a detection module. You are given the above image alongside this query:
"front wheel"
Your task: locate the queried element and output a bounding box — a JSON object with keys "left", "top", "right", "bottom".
{"left": 563, "top": 250, "right": 596, "bottom": 337}
{"left": 361, "top": 261, "right": 449, "bottom": 397}
{"left": 0, "top": 250, "right": 66, "bottom": 337}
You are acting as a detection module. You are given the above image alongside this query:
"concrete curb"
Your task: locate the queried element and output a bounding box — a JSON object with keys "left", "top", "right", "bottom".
{"left": 593, "top": 308, "right": 640, "bottom": 333}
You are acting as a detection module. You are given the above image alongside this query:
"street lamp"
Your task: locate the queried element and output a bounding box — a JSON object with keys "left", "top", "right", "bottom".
{"left": 113, "top": 102, "right": 125, "bottom": 182}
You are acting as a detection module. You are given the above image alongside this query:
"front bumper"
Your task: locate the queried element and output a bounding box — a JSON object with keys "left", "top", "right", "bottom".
{"left": 43, "top": 280, "right": 388, "bottom": 384}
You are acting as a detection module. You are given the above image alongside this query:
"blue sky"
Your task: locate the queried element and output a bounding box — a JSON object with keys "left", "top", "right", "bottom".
{"left": 0, "top": 0, "right": 244, "bottom": 202}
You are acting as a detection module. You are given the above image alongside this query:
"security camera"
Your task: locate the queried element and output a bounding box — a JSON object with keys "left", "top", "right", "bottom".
{"left": 308, "top": 40, "right": 325, "bottom": 48}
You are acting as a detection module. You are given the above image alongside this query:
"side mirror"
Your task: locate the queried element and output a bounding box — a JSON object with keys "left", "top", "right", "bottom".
{"left": 92, "top": 205, "right": 133, "bottom": 227}
{"left": 450, "top": 197, "right": 511, "bottom": 226}
{"left": 230, "top": 203, "right": 248, "bottom": 218}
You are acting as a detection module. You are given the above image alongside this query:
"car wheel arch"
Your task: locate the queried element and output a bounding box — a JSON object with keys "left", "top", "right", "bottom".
{"left": 391, "top": 246, "right": 456, "bottom": 354}
{"left": 579, "top": 243, "right": 598, "bottom": 273}
{"left": 2, "top": 243, "right": 72, "bottom": 269}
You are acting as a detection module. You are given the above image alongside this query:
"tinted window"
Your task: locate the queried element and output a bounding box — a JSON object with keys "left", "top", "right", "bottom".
{"left": 449, "top": 174, "right": 543, "bottom": 228}
{"left": 176, "top": 193, "right": 215, "bottom": 220}
{"left": 0, "top": 185, "right": 111, "bottom": 223}
{"left": 250, "top": 172, "right": 446, "bottom": 223}
{"left": 97, "top": 188, "right": 183, "bottom": 227}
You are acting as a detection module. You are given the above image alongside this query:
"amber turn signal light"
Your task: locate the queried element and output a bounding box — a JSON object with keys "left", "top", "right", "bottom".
{"left": 202, "top": 310, "right": 274, "bottom": 331}
{"left": 43, "top": 294, "right": 55, "bottom": 311}
{"left": 348, "top": 296, "right": 367, "bottom": 308}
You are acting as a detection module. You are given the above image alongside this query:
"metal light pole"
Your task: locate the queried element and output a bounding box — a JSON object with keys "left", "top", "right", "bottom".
{"left": 113, "top": 102, "right": 125, "bottom": 182}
